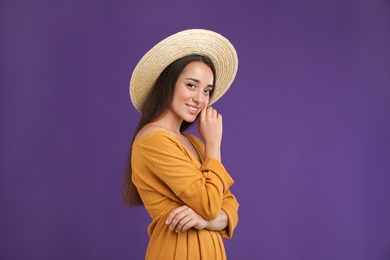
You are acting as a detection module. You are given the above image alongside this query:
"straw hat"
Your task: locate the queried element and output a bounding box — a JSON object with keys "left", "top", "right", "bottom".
{"left": 129, "top": 29, "right": 238, "bottom": 113}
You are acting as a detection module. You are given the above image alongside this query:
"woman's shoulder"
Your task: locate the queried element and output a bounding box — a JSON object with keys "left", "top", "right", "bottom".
{"left": 134, "top": 125, "right": 169, "bottom": 142}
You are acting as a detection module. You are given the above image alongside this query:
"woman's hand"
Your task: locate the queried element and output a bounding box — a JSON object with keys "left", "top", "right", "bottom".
{"left": 197, "top": 106, "right": 222, "bottom": 161}
{"left": 198, "top": 106, "right": 223, "bottom": 145}
{"left": 165, "top": 205, "right": 208, "bottom": 233}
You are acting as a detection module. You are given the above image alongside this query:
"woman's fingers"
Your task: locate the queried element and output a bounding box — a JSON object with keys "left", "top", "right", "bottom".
{"left": 200, "top": 105, "right": 208, "bottom": 121}
{"left": 166, "top": 206, "right": 189, "bottom": 232}
{"left": 165, "top": 205, "right": 187, "bottom": 225}
{"left": 203, "top": 106, "right": 218, "bottom": 119}
{"left": 212, "top": 107, "right": 218, "bottom": 118}
{"left": 173, "top": 215, "right": 193, "bottom": 232}
{"left": 166, "top": 206, "right": 206, "bottom": 232}
{"left": 198, "top": 106, "right": 223, "bottom": 147}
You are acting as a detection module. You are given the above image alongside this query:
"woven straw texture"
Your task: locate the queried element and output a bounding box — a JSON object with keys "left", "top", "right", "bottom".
{"left": 129, "top": 29, "right": 238, "bottom": 113}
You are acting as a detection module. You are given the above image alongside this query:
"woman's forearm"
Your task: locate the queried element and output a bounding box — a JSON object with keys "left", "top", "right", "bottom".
{"left": 204, "top": 142, "right": 221, "bottom": 161}
{"left": 205, "top": 209, "right": 228, "bottom": 231}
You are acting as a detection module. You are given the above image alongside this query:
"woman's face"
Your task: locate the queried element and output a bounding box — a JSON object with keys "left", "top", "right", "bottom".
{"left": 169, "top": 61, "right": 214, "bottom": 123}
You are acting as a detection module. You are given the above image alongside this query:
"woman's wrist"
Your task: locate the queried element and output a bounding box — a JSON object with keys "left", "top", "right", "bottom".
{"left": 205, "top": 143, "right": 221, "bottom": 161}
{"left": 205, "top": 210, "right": 228, "bottom": 231}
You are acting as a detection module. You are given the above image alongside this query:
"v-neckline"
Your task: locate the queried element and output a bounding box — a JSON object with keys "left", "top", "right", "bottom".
{"left": 182, "top": 134, "right": 203, "bottom": 164}
{"left": 168, "top": 132, "right": 203, "bottom": 164}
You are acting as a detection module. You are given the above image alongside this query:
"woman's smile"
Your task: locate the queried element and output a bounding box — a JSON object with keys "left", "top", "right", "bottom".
{"left": 168, "top": 61, "right": 214, "bottom": 123}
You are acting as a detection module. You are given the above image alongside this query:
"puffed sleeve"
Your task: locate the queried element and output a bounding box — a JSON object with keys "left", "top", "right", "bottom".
{"left": 133, "top": 133, "right": 234, "bottom": 220}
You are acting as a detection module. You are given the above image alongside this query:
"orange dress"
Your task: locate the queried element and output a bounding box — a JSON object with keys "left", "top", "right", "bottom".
{"left": 131, "top": 131, "right": 239, "bottom": 260}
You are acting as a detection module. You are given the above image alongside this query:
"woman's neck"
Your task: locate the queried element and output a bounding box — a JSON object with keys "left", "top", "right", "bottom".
{"left": 152, "top": 112, "right": 183, "bottom": 134}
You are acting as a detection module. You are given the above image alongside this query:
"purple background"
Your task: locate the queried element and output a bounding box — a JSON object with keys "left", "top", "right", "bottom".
{"left": 1, "top": 0, "right": 390, "bottom": 259}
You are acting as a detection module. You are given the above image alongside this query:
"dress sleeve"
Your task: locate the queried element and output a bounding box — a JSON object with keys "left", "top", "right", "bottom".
{"left": 134, "top": 133, "right": 234, "bottom": 220}
{"left": 220, "top": 189, "right": 239, "bottom": 239}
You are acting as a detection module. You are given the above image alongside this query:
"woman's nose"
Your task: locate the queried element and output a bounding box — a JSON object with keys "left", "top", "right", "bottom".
{"left": 192, "top": 90, "right": 203, "bottom": 104}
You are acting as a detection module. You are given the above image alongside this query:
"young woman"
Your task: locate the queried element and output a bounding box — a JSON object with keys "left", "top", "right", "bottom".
{"left": 123, "top": 29, "right": 239, "bottom": 259}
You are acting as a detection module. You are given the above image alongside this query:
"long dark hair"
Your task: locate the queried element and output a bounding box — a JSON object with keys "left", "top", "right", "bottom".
{"left": 123, "top": 54, "right": 216, "bottom": 206}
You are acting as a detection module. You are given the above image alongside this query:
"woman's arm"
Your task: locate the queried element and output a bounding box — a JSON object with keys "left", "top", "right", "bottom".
{"left": 205, "top": 209, "right": 228, "bottom": 231}
{"left": 166, "top": 205, "right": 228, "bottom": 232}
{"left": 134, "top": 138, "right": 234, "bottom": 220}
{"left": 198, "top": 106, "right": 222, "bottom": 161}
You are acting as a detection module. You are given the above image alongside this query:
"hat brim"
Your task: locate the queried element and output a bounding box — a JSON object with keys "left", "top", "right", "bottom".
{"left": 129, "top": 29, "right": 238, "bottom": 113}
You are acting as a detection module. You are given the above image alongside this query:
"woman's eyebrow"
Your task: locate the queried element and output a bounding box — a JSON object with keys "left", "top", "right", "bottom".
{"left": 185, "top": 77, "right": 200, "bottom": 83}
{"left": 185, "top": 78, "right": 214, "bottom": 88}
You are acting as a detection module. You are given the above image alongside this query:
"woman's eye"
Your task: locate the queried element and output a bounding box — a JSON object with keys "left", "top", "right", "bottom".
{"left": 204, "top": 89, "right": 212, "bottom": 95}
{"left": 187, "top": 84, "right": 195, "bottom": 89}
